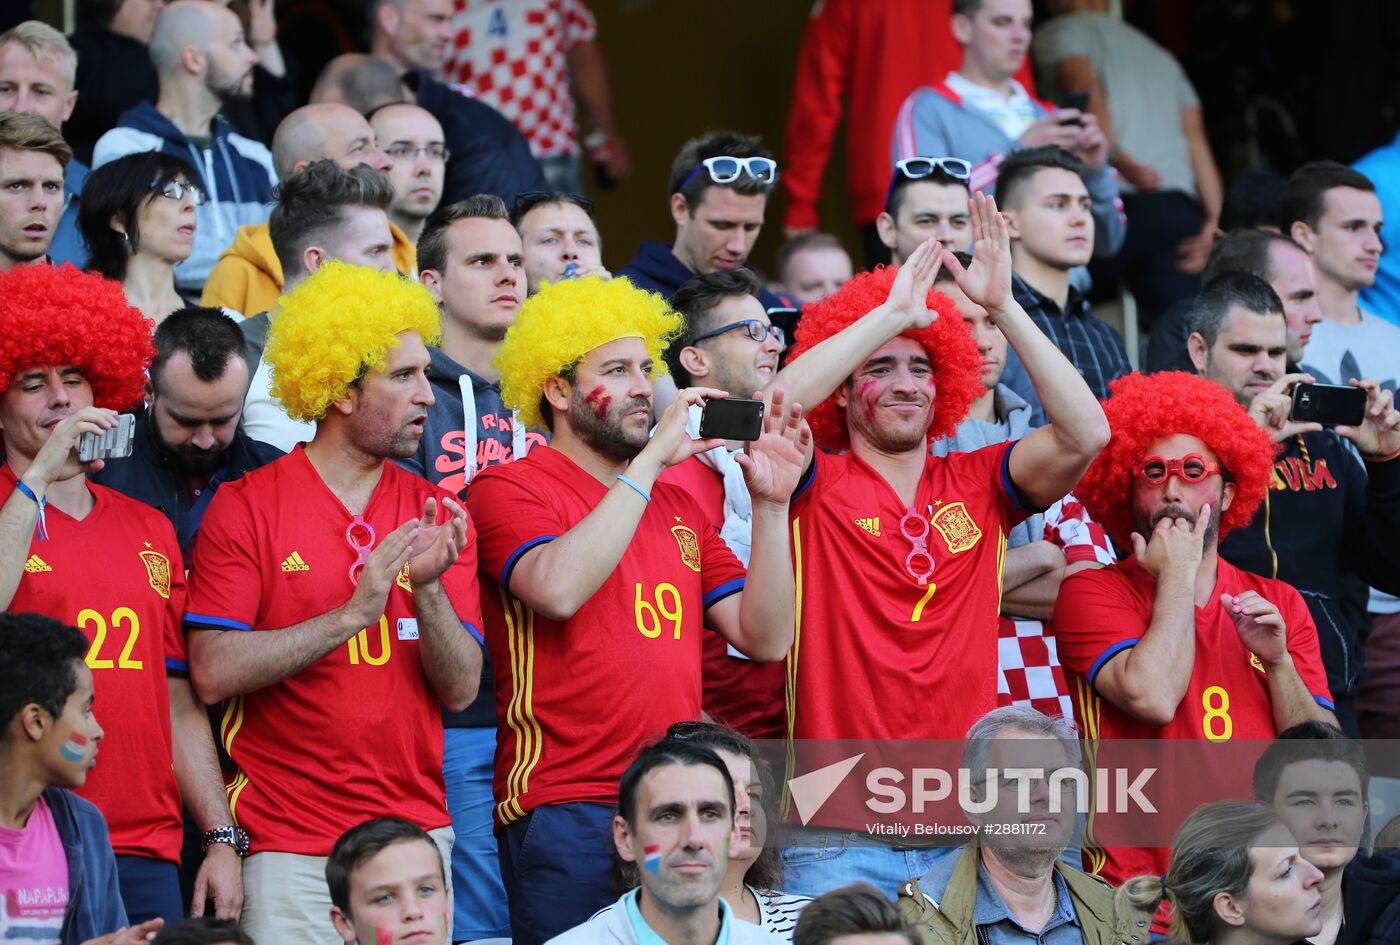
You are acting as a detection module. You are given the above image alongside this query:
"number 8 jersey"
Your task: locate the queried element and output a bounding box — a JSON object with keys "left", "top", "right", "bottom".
{"left": 1, "top": 467, "right": 185, "bottom": 865}
{"left": 468, "top": 446, "right": 746, "bottom": 830}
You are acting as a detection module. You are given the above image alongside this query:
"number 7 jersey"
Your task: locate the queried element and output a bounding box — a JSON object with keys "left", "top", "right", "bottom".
{"left": 1, "top": 467, "right": 185, "bottom": 864}
{"left": 467, "top": 446, "right": 746, "bottom": 830}
{"left": 785, "top": 443, "right": 1029, "bottom": 742}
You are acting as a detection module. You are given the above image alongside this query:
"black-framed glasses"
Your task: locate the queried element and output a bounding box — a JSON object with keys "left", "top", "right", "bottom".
{"left": 678, "top": 156, "right": 779, "bottom": 192}
{"left": 152, "top": 178, "right": 206, "bottom": 206}
{"left": 692, "top": 319, "right": 785, "bottom": 348}
{"left": 884, "top": 156, "right": 972, "bottom": 208}
{"left": 385, "top": 143, "right": 450, "bottom": 162}
{"left": 511, "top": 191, "right": 595, "bottom": 221}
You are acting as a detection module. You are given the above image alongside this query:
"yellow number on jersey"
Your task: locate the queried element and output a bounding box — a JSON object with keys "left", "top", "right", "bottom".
{"left": 635, "top": 582, "right": 683, "bottom": 640}
{"left": 347, "top": 616, "right": 392, "bottom": 666}
{"left": 1202, "top": 685, "right": 1233, "bottom": 741}
{"left": 79, "top": 607, "right": 144, "bottom": 670}
{"left": 910, "top": 583, "right": 938, "bottom": 622}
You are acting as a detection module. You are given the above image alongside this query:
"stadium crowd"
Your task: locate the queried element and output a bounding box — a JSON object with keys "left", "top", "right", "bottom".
{"left": 3, "top": 1, "right": 1400, "bottom": 944}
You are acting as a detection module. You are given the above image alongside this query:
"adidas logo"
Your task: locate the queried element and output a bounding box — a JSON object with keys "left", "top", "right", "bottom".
{"left": 280, "top": 551, "right": 310, "bottom": 572}
{"left": 854, "top": 517, "right": 881, "bottom": 537}
{"left": 24, "top": 554, "right": 52, "bottom": 573}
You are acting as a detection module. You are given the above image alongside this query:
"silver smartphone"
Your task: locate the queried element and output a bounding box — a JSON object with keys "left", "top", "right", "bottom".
{"left": 77, "top": 413, "right": 136, "bottom": 462}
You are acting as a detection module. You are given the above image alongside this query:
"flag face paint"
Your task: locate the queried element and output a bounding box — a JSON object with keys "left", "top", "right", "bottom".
{"left": 437, "top": 913, "right": 448, "bottom": 941}
{"left": 373, "top": 927, "right": 394, "bottom": 945}
{"left": 644, "top": 844, "right": 662, "bottom": 874}
{"left": 59, "top": 731, "right": 89, "bottom": 763}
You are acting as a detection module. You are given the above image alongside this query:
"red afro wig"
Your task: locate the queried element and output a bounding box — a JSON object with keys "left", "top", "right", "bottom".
{"left": 786, "top": 265, "right": 984, "bottom": 451}
{"left": 0, "top": 264, "right": 152, "bottom": 410}
{"left": 1076, "top": 371, "right": 1280, "bottom": 545}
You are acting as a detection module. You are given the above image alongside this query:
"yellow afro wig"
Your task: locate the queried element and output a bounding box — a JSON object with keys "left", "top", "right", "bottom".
{"left": 496, "top": 276, "right": 681, "bottom": 431}
{"left": 265, "top": 261, "right": 442, "bottom": 422}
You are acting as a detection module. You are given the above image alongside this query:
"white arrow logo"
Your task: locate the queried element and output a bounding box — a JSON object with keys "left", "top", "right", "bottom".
{"left": 787, "top": 753, "right": 865, "bottom": 826}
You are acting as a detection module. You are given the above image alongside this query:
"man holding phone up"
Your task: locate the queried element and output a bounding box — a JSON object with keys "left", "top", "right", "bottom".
{"left": 1187, "top": 271, "right": 1400, "bottom": 734}
{"left": 0, "top": 265, "right": 242, "bottom": 923}
{"left": 465, "top": 275, "right": 809, "bottom": 944}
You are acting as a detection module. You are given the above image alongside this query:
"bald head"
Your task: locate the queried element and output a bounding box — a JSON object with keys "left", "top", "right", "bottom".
{"left": 148, "top": 1, "right": 234, "bottom": 75}
{"left": 310, "top": 53, "right": 411, "bottom": 115}
{"left": 272, "top": 103, "right": 393, "bottom": 180}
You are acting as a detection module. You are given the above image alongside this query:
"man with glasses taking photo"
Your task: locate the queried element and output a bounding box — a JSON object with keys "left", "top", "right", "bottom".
{"left": 620, "top": 131, "right": 791, "bottom": 308}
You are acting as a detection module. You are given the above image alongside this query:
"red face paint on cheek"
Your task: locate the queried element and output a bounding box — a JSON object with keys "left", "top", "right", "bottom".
{"left": 584, "top": 385, "right": 612, "bottom": 420}
{"left": 856, "top": 377, "right": 879, "bottom": 410}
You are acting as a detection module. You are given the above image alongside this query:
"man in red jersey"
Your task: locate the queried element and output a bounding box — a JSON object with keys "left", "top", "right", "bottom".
{"left": 773, "top": 194, "right": 1110, "bottom": 896}
{"left": 466, "top": 274, "right": 808, "bottom": 945}
{"left": 0, "top": 265, "right": 241, "bottom": 923}
{"left": 183, "top": 262, "right": 484, "bottom": 945}
{"left": 1053, "top": 369, "right": 1335, "bottom": 906}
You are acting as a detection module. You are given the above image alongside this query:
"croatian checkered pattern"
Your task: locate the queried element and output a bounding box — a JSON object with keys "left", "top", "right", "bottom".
{"left": 444, "top": 0, "right": 596, "bottom": 159}
{"left": 995, "top": 494, "right": 1118, "bottom": 728}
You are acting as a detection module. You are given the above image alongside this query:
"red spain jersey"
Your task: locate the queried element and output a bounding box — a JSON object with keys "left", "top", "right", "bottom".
{"left": 786, "top": 443, "right": 1028, "bottom": 744}
{"left": 184, "top": 447, "right": 483, "bottom": 855}
{"left": 1054, "top": 556, "right": 1333, "bottom": 889}
{"left": 467, "top": 446, "right": 747, "bottom": 829}
{"left": 2, "top": 467, "right": 185, "bottom": 863}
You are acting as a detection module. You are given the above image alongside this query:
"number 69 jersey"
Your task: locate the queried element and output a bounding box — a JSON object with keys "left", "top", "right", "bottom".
{"left": 1, "top": 468, "right": 185, "bottom": 864}
{"left": 467, "top": 447, "right": 746, "bottom": 831}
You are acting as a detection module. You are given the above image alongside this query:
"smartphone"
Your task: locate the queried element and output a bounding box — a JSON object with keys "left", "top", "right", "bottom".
{"left": 1058, "top": 91, "right": 1089, "bottom": 125}
{"left": 1289, "top": 383, "right": 1366, "bottom": 427}
{"left": 77, "top": 413, "right": 136, "bottom": 462}
{"left": 699, "top": 398, "right": 764, "bottom": 442}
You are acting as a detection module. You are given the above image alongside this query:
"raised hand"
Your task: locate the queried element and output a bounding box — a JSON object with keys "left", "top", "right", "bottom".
{"left": 884, "top": 237, "right": 944, "bottom": 330}
{"left": 736, "top": 389, "right": 811, "bottom": 505}
{"left": 1129, "top": 503, "right": 1210, "bottom": 581}
{"left": 24, "top": 406, "right": 120, "bottom": 488}
{"left": 1222, "top": 590, "right": 1288, "bottom": 668}
{"left": 1247, "top": 373, "right": 1323, "bottom": 442}
{"left": 940, "top": 192, "right": 1013, "bottom": 315}
{"left": 81, "top": 919, "right": 165, "bottom": 945}
{"left": 408, "top": 496, "right": 469, "bottom": 586}
{"left": 1335, "top": 377, "right": 1400, "bottom": 459}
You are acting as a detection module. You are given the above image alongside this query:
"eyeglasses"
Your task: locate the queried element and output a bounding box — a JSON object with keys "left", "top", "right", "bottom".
{"left": 511, "top": 191, "right": 595, "bottom": 221}
{"left": 678, "top": 156, "right": 779, "bottom": 192}
{"left": 900, "top": 508, "right": 935, "bottom": 585}
{"left": 884, "top": 156, "right": 971, "bottom": 208}
{"left": 692, "top": 319, "right": 785, "bottom": 348}
{"left": 1133, "top": 453, "right": 1221, "bottom": 485}
{"left": 152, "top": 178, "right": 206, "bottom": 206}
{"left": 345, "top": 515, "right": 376, "bottom": 586}
{"left": 385, "top": 143, "right": 450, "bottom": 162}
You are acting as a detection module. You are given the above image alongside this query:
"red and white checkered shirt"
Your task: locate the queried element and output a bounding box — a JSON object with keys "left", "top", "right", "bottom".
{"left": 443, "top": 0, "right": 596, "bottom": 159}
{"left": 996, "top": 495, "right": 1117, "bottom": 727}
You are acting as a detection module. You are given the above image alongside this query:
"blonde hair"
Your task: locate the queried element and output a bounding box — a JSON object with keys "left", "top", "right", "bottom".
{"left": 495, "top": 276, "right": 681, "bottom": 431}
{"left": 266, "top": 261, "right": 441, "bottom": 422}
{"left": 0, "top": 21, "right": 77, "bottom": 89}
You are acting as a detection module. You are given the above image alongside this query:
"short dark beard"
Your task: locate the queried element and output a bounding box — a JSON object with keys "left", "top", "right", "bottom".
{"left": 568, "top": 387, "right": 649, "bottom": 463}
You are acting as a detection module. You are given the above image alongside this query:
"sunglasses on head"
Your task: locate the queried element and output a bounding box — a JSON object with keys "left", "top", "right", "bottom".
{"left": 678, "top": 156, "right": 779, "bottom": 192}
{"left": 1133, "top": 453, "right": 1221, "bottom": 485}
{"left": 884, "top": 156, "right": 972, "bottom": 209}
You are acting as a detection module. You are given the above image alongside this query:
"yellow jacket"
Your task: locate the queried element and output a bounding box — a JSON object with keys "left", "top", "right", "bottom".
{"left": 199, "top": 220, "right": 417, "bottom": 316}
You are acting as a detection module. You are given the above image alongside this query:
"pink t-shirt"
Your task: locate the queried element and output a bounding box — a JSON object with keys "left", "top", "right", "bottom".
{"left": 0, "top": 795, "right": 69, "bottom": 945}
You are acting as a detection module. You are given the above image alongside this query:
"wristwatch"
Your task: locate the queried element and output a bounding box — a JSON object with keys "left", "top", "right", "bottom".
{"left": 201, "top": 825, "right": 251, "bottom": 857}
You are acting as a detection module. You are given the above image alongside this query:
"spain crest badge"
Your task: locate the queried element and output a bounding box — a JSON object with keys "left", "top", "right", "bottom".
{"left": 671, "top": 525, "right": 702, "bottom": 572}
{"left": 930, "top": 501, "right": 982, "bottom": 554}
{"left": 138, "top": 549, "right": 172, "bottom": 599}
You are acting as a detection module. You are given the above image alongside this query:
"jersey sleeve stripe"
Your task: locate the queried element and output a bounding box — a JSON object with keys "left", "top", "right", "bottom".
{"left": 1087, "top": 638, "right": 1139, "bottom": 690}
{"left": 702, "top": 577, "right": 745, "bottom": 610}
{"left": 183, "top": 613, "right": 253, "bottom": 632}
{"left": 164, "top": 657, "right": 190, "bottom": 675}
{"left": 792, "top": 452, "right": 819, "bottom": 502}
{"left": 1314, "top": 694, "right": 1336, "bottom": 710}
{"left": 497, "top": 589, "right": 544, "bottom": 827}
{"left": 463, "top": 621, "right": 485, "bottom": 645}
{"left": 501, "top": 535, "right": 557, "bottom": 593}
{"left": 781, "top": 517, "right": 804, "bottom": 823}
{"left": 999, "top": 440, "right": 1042, "bottom": 513}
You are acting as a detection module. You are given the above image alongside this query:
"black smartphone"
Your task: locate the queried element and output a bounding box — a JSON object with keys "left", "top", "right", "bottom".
{"left": 699, "top": 398, "right": 765, "bottom": 441}
{"left": 1058, "top": 91, "right": 1089, "bottom": 125}
{"left": 1289, "top": 383, "right": 1366, "bottom": 427}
